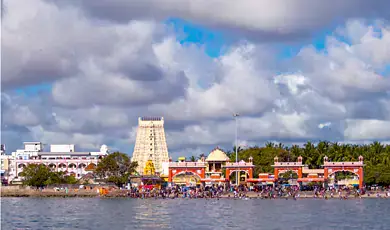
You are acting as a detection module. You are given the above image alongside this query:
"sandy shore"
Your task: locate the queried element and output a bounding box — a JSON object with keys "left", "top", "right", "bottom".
{"left": 1, "top": 188, "right": 388, "bottom": 199}
{"left": 1, "top": 187, "right": 99, "bottom": 197}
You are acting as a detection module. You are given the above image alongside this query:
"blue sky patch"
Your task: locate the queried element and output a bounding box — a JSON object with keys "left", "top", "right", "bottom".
{"left": 14, "top": 83, "right": 52, "bottom": 96}
{"left": 166, "top": 18, "right": 230, "bottom": 57}
{"left": 379, "top": 64, "right": 390, "bottom": 76}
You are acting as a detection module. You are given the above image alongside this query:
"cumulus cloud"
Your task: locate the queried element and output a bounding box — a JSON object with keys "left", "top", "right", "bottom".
{"left": 2, "top": 0, "right": 390, "bottom": 158}
{"left": 344, "top": 119, "right": 390, "bottom": 140}
{"left": 47, "top": 0, "right": 390, "bottom": 40}
{"left": 149, "top": 43, "right": 280, "bottom": 120}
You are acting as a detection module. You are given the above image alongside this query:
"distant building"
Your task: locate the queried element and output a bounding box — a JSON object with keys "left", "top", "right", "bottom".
{"left": 131, "top": 117, "right": 169, "bottom": 175}
{"left": 1, "top": 145, "right": 12, "bottom": 185}
{"left": 8, "top": 142, "right": 109, "bottom": 184}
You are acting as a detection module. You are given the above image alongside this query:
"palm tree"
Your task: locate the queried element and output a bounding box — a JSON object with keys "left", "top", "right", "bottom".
{"left": 265, "top": 142, "right": 275, "bottom": 148}
{"left": 190, "top": 156, "right": 197, "bottom": 162}
{"left": 232, "top": 145, "right": 243, "bottom": 153}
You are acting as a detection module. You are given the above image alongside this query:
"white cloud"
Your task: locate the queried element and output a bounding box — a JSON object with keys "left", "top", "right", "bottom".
{"left": 49, "top": 0, "right": 390, "bottom": 39}
{"left": 29, "top": 125, "right": 105, "bottom": 150}
{"left": 149, "top": 43, "right": 279, "bottom": 120}
{"left": 318, "top": 122, "right": 332, "bottom": 129}
{"left": 2, "top": 0, "right": 390, "bottom": 156}
{"left": 344, "top": 119, "right": 390, "bottom": 140}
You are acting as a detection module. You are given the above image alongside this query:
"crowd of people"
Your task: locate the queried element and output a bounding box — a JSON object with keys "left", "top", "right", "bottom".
{"left": 124, "top": 184, "right": 226, "bottom": 199}
{"left": 109, "top": 183, "right": 390, "bottom": 199}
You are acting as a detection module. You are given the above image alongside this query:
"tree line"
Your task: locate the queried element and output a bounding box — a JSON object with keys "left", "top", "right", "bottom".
{"left": 21, "top": 152, "right": 138, "bottom": 188}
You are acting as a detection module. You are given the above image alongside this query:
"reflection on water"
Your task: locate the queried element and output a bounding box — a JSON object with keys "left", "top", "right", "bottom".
{"left": 2, "top": 198, "right": 390, "bottom": 230}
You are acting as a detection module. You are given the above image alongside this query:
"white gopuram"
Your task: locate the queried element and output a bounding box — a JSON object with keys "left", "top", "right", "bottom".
{"left": 131, "top": 117, "right": 169, "bottom": 175}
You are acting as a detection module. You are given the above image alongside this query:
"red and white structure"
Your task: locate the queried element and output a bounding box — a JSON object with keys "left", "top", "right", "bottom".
{"left": 167, "top": 147, "right": 255, "bottom": 186}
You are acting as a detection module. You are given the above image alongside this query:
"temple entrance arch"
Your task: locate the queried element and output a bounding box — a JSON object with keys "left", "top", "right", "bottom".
{"left": 323, "top": 155, "right": 364, "bottom": 189}
{"left": 272, "top": 156, "right": 303, "bottom": 181}
{"left": 278, "top": 170, "right": 299, "bottom": 183}
{"left": 227, "top": 170, "right": 251, "bottom": 184}
{"left": 223, "top": 158, "right": 254, "bottom": 184}
{"left": 227, "top": 170, "right": 251, "bottom": 177}
{"left": 328, "top": 170, "right": 360, "bottom": 187}
{"left": 168, "top": 161, "right": 206, "bottom": 183}
{"left": 172, "top": 171, "right": 202, "bottom": 185}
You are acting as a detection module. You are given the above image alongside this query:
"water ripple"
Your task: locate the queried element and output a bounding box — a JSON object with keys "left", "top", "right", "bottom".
{"left": 1, "top": 198, "right": 390, "bottom": 230}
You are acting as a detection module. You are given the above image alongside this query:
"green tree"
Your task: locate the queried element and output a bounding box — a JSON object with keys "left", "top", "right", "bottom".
{"left": 64, "top": 174, "right": 78, "bottom": 184}
{"left": 94, "top": 152, "right": 138, "bottom": 188}
{"left": 190, "top": 156, "right": 197, "bottom": 162}
{"left": 279, "top": 170, "right": 299, "bottom": 183}
{"left": 20, "top": 164, "right": 60, "bottom": 188}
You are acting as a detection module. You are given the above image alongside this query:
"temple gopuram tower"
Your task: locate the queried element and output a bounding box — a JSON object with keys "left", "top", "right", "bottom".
{"left": 132, "top": 117, "right": 169, "bottom": 175}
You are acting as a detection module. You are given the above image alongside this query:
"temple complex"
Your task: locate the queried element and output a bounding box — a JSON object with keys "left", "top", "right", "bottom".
{"left": 164, "top": 148, "right": 364, "bottom": 189}
{"left": 131, "top": 117, "right": 169, "bottom": 175}
{"left": 167, "top": 147, "right": 255, "bottom": 186}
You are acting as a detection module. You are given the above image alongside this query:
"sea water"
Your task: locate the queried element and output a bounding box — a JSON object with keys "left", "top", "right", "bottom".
{"left": 1, "top": 198, "right": 390, "bottom": 230}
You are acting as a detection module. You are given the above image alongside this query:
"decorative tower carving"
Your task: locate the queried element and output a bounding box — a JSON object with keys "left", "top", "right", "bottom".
{"left": 274, "top": 156, "right": 279, "bottom": 163}
{"left": 132, "top": 117, "right": 169, "bottom": 175}
{"left": 249, "top": 156, "right": 253, "bottom": 164}
{"left": 297, "top": 156, "right": 303, "bottom": 163}
{"left": 143, "top": 159, "right": 156, "bottom": 175}
{"left": 358, "top": 155, "right": 364, "bottom": 162}
{"left": 324, "top": 155, "right": 329, "bottom": 162}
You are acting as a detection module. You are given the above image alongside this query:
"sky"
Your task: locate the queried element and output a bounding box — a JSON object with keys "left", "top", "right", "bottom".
{"left": 2, "top": 0, "right": 390, "bottom": 158}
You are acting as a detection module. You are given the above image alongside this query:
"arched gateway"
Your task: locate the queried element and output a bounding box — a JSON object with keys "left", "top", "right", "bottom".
{"left": 224, "top": 157, "right": 254, "bottom": 184}
{"left": 168, "top": 162, "right": 206, "bottom": 183}
{"left": 272, "top": 156, "right": 304, "bottom": 181}
{"left": 270, "top": 155, "right": 364, "bottom": 189}
{"left": 323, "top": 155, "right": 364, "bottom": 189}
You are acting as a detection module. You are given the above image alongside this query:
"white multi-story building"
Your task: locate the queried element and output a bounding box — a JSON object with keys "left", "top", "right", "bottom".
{"left": 9, "top": 142, "right": 109, "bottom": 183}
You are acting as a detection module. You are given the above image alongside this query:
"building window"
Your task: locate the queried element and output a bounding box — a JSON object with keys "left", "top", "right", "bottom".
{"left": 150, "top": 148, "right": 152, "bottom": 151}
{"left": 150, "top": 143, "right": 152, "bottom": 146}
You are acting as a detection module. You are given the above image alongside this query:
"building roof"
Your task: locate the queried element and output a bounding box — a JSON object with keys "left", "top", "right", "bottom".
{"left": 85, "top": 163, "right": 97, "bottom": 171}
{"left": 81, "top": 173, "right": 95, "bottom": 180}
{"left": 38, "top": 152, "right": 92, "bottom": 156}
{"left": 206, "top": 148, "right": 229, "bottom": 162}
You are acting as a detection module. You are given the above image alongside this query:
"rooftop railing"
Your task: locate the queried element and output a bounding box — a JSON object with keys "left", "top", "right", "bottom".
{"left": 272, "top": 162, "right": 304, "bottom": 166}
{"left": 323, "top": 161, "right": 364, "bottom": 167}
{"left": 224, "top": 162, "right": 254, "bottom": 167}
{"left": 169, "top": 162, "right": 206, "bottom": 167}
{"left": 14, "top": 159, "right": 99, "bottom": 163}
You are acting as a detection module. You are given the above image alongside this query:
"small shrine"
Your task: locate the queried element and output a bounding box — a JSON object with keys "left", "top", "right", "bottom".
{"left": 202, "top": 147, "right": 230, "bottom": 185}
{"left": 144, "top": 159, "right": 156, "bottom": 175}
